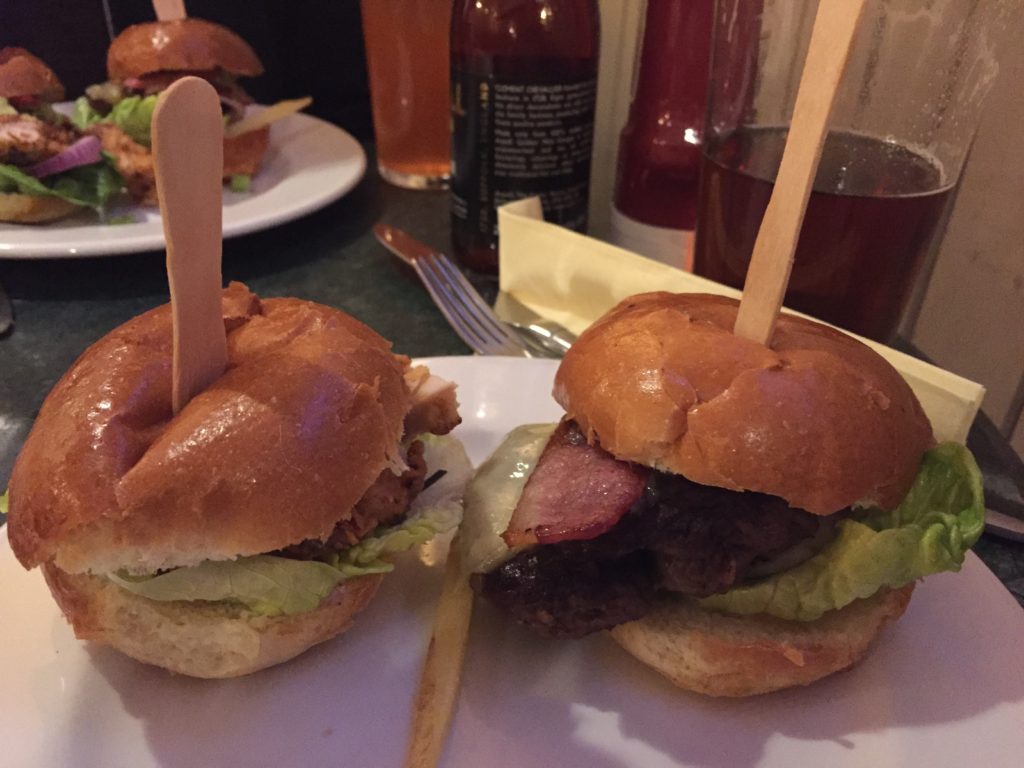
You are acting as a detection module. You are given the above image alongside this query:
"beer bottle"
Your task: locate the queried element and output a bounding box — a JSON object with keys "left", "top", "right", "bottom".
{"left": 450, "top": 0, "right": 600, "bottom": 273}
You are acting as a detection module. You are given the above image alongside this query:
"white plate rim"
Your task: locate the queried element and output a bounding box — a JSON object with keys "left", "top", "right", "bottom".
{"left": 0, "top": 107, "right": 366, "bottom": 259}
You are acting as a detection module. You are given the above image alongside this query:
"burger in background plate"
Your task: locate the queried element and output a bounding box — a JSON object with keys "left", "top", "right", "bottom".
{"left": 0, "top": 47, "right": 121, "bottom": 223}
{"left": 462, "top": 292, "right": 984, "bottom": 696}
{"left": 73, "top": 18, "right": 310, "bottom": 203}
{"left": 3, "top": 282, "right": 471, "bottom": 679}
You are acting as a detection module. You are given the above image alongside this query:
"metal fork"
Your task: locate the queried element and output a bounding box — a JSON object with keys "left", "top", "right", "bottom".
{"left": 374, "top": 224, "right": 532, "bottom": 357}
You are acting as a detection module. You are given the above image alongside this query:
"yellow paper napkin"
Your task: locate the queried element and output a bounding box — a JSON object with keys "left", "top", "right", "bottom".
{"left": 497, "top": 197, "right": 985, "bottom": 444}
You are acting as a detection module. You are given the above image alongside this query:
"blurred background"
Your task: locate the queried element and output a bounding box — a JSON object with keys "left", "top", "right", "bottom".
{"left": 2, "top": 0, "right": 1022, "bottom": 459}
{"left": 0, "top": 0, "right": 375, "bottom": 139}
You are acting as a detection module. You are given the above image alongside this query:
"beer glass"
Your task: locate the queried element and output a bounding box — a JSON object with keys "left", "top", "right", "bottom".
{"left": 361, "top": 0, "right": 451, "bottom": 189}
{"left": 694, "top": 0, "right": 1012, "bottom": 341}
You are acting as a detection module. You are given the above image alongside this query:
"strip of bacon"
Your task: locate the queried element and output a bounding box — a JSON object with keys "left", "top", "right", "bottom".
{"left": 502, "top": 420, "right": 649, "bottom": 548}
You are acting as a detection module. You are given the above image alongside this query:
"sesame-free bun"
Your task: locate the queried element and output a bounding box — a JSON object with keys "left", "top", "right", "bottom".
{"left": 0, "top": 47, "right": 65, "bottom": 101}
{"left": 0, "top": 192, "right": 79, "bottom": 223}
{"left": 554, "top": 293, "right": 933, "bottom": 515}
{"left": 7, "top": 282, "right": 411, "bottom": 575}
{"left": 107, "top": 18, "right": 264, "bottom": 81}
{"left": 43, "top": 562, "right": 383, "bottom": 679}
{"left": 610, "top": 583, "right": 914, "bottom": 697}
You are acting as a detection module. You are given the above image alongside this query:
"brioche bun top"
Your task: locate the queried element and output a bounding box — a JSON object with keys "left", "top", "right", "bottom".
{"left": 0, "top": 47, "right": 65, "bottom": 101}
{"left": 553, "top": 293, "right": 933, "bottom": 515}
{"left": 107, "top": 19, "right": 264, "bottom": 80}
{"left": 8, "top": 283, "right": 411, "bottom": 575}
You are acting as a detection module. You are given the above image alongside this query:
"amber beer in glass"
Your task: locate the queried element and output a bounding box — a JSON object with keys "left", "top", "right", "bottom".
{"left": 361, "top": 0, "right": 451, "bottom": 189}
{"left": 694, "top": 0, "right": 1009, "bottom": 342}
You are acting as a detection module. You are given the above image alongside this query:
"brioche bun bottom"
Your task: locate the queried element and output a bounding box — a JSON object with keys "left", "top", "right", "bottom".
{"left": 610, "top": 584, "right": 914, "bottom": 697}
{"left": 0, "top": 193, "right": 79, "bottom": 223}
{"left": 43, "top": 562, "right": 383, "bottom": 679}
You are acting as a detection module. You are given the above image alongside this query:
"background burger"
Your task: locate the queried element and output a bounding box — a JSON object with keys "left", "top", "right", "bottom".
{"left": 461, "top": 292, "right": 984, "bottom": 696}
{"left": 4, "top": 282, "right": 471, "bottom": 679}
{"left": 73, "top": 17, "right": 300, "bottom": 203}
{"left": 0, "top": 47, "right": 121, "bottom": 223}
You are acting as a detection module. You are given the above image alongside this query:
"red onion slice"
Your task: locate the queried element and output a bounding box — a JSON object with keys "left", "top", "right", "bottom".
{"left": 27, "top": 136, "right": 103, "bottom": 178}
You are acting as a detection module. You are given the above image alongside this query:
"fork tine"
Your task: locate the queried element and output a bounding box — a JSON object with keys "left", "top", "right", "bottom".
{"left": 414, "top": 261, "right": 491, "bottom": 353}
{"left": 432, "top": 255, "right": 519, "bottom": 342}
{"left": 419, "top": 256, "right": 529, "bottom": 356}
{"left": 418, "top": 259, "right": 518, "bottom": 355}
{"left": 422, "top": 259, "right": 499, "bottom": 347}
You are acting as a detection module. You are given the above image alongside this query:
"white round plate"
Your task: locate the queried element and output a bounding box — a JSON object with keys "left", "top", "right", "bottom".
{"left": 0, "top": 106, "right": 366, "bottom": 258}
{"left": 1, "top": 357, "right": 1023, "bottom": 767}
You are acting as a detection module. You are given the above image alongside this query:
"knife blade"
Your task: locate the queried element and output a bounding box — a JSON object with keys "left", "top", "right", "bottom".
{"left": 374, "top": 223, "right": 439, "bottom": 266}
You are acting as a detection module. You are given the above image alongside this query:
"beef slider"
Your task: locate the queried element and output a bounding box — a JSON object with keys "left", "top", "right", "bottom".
{"left": 477, "top": 421, "right": 836, "bottom": 638}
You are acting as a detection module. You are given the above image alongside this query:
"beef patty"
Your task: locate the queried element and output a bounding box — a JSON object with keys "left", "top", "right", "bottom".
{"left": 477, "top": 430, "right": 840, "bottom": 638}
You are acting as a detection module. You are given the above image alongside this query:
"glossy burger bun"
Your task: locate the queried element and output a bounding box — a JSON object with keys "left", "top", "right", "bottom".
{"left": 107, "top": 18, "right": 264, "bottom": 80}
{"left": 0, "top": 46, "right": 65, "bottom": 101}
{"left": 554, "top": 292, "right": 934, "bottom": 516}
{"left": 0, "top": 193, "right": 79, "bottom": 224}
{"left": 44, "top": 563, "right": 383, "bottom": 679}
{"left": 8, "top": 282, "right": 411, "bottom": 576}
{"left": 610, "top": 584, "right": 914, "bottom": 697}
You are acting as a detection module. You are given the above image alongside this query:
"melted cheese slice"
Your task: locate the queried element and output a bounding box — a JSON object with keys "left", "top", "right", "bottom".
{"left": 458, "top": 423, "right": 556, "bottom": 574}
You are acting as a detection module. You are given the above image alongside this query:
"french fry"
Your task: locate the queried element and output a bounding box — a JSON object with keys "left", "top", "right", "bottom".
{"left": 404, "top": 539, "right": 474, "bottom": 768}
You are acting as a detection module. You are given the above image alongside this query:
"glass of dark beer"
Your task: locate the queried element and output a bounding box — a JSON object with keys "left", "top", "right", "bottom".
{"left": 694, "top": 0, "right": 1011, "bottom": 342}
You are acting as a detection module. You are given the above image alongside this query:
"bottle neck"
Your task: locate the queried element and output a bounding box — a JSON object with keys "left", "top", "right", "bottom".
{"left": 631, "top": 0, "right": 713, "bottom": 120}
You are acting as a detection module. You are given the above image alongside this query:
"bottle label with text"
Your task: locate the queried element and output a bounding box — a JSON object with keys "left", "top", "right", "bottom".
{"left": 451, "top": 69, "right": 596, "bottom": 239}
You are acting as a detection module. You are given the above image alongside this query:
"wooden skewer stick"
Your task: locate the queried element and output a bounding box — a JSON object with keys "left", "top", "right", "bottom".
{"left": 152, "top": 77, "right": 227, "bottom": 414}
{"left": 733, "top": 0, "right": 868, "bottom": 345}
{"left": 403, "top": 538, "right": 474, "bottom": 768}
{"left": 152, "top": 0, "right": 187, "bottom": 21}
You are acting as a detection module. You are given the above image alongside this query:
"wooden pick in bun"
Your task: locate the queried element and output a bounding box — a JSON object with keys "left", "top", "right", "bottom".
{"left": 6, "top": 282, "right": 470, "bottom": 678}
{"left": 460, "top": 292, "right": 984, "bottom": 697}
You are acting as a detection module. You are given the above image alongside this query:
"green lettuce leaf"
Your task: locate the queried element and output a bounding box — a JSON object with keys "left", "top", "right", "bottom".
{"left": 229, "top": 174, "right": 251, "bottom": 193}
{"left": 0, "top": 489, "right": 8, "bottom": 516}
{"left": 699, "top": 443, "right": 985, "bottom": 621}
{"left": 108, "top": 434, "right": 473, "bottom": 616}
{"left": 72, "top": 94, "right": 158, "bottom": 146}
{"left": 0, "top": 160, "right": 122, "bottom": 211}
{"left": 0, "top": 98, "right": 17, "bottom": 117}
{"left": 71, "top": 96, "right": 104, "bottom": 130}
{"left": 105, "top": 95, "right": 158, "bottom": 146}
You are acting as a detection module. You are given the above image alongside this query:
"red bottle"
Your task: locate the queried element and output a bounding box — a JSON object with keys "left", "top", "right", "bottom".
{"left": 610, "top": 0, "right": 713, "bottom": 268}
{"left": 450, "top": 0, "right": 601, "bottom": 273}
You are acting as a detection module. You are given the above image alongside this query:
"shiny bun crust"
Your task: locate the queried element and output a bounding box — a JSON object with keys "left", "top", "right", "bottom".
{"left": 107, "top": 19, "right": 264, "bottom": 80}
{"left": 0, "top": 193, "right": 79, "bottom": 223}
{"left": 8, "top": 283, "right": 411, "bottom": 575}
{"left": 43, "top": 562, "right": 383, "bottom": 679}
{"left": 223, "top": 125, "right": 270, "bottom": 178}
{"left": 0, "top": 47, "right": 65, "bottom": 100}
{"left": 554, "top": 293, "right": 933, "bottom": 515}
{"left": 610, "top": 584, "right": 914, "bottom": 697}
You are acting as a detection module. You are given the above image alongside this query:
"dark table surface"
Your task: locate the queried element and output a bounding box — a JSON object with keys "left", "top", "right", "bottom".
{"left": 1, "top": 161, "right": 1022, "bottom": 607}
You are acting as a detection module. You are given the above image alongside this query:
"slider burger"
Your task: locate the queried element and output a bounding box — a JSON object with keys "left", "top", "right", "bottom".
{"left": 462, "top": 292, "right": 984, "bottom": 696}
{"left": 4, "top": 282, "right": 471, "bottom": 679}
{"left": 74, "top": 18, "right": 303, "bottom": 203}
{"left": 0, "top": 47, "right": 121, "bottom": 222}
